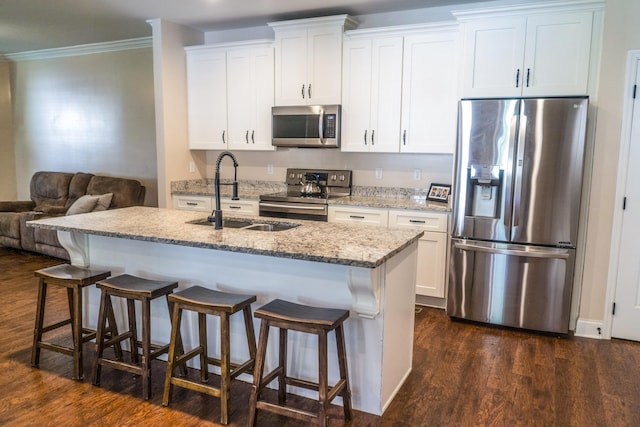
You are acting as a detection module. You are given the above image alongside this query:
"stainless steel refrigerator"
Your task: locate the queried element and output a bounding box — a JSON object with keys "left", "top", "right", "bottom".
{"left": 447, "top": 97, "right": 588, "bottom": 334}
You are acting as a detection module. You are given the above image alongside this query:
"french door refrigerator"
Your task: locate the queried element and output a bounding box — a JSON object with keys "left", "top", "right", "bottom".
{"left": 447, "top": 97, "right": 588, "bottom": 334}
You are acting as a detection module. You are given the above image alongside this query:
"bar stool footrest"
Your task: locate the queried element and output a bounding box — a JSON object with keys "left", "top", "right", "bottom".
{"left": 170, "top": 377, "right": 222, "bottom": 398}
{"left": 255, "top": 401, "right": 317, "bottom": 424}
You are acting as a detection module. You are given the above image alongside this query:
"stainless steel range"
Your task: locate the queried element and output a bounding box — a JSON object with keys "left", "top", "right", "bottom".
{"left": 259, "top": 168, "right": 352, "bottom": 221}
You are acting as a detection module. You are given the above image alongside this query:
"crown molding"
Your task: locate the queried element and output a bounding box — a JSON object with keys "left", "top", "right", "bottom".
{"left": 4, "top": 37, "right": 152, "bottom": 62}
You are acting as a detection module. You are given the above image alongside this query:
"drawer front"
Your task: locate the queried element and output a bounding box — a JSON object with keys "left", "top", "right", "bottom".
{"left": 173, "top": 195, "right": 213, "bottom": 212}
{"left": 221, "top": 199, "right": 259, "bottom": 215}
{"left": 388, "top": 210, "right": 448, "bottom": 232}
{"left": 328, "top": 206, "right": 389, "bottom": 226}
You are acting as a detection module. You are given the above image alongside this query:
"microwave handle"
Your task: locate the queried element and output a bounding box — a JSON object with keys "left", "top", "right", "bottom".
{"left": 318, "top": 109, "right": 324, "bottom": 143}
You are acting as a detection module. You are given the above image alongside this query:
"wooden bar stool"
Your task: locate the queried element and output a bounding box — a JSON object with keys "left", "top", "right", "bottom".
{"left": 248, "top": 299, "right": 352, "bottom": 427}
{"left": 31, "top": 263, "right": 118, "bottom": 380}
{"left": 162, "top": 285, "right": 257, "bottom": 425}
{"left": 91, "top": 274, "right": 180, "bottom": 400}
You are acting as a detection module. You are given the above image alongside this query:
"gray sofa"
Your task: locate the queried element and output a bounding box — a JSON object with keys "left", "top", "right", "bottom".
{"left": 0, "top": 171, "right": 145, "bottom": 260}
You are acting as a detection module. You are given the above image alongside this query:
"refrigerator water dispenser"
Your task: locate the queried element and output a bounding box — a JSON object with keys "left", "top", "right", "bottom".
{"left": 467, "top": 165, "right": 502, "bottom": 218}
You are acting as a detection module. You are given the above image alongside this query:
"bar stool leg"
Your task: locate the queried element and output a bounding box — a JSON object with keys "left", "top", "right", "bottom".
{"left": 198, "top": 313, "right": 208, "bottom": 383}
{"left": 166, "top": 295, "right": 187, "bottom": 377}
{"left": 126, "top": 299, "right": 139, "bottom": 365}
{"left": 71, "top": 285, "right": 84, "bottom": 380}
{"left": 242, "top": 306, "right": 257, "bottom": 362}
{"left": 105, "top": 298, "right": 123, "bottom": 361}
{"left": 162, "top": 302, "right": 182, "bottom": 406}
{"left": 31, "top": 279, "right": 47, "bottom": 368}
{"left": 336, "top": 324, "right": 353, "bottom": 420}
{"left": 220, "top": 313, "right": 232, "bottom": 425}
{"left": 278, "top": 327, "right": 287, "bottom": 404}
{"left": 248, "top": 320, "right": 270, "bottom": 427}
{"left": 92, "top": 289, "right": 109, "bottom": 385}
{"left": 318, "top": 331, "right": 329, "bottom": 427}
{"left": 141, "top": 297, "right": 152, "bottom": 400}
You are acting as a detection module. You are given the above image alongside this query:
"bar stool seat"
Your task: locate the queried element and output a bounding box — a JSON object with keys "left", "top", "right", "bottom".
{"left": 248, "top": 299, "right": 352, "bottom": 427}
{"left": 92, "top": 274, "right": 180, "bottom": 400}
{"left": 162, "top": 285, "right": 257, "bottom": 425}
{"left": 31, "top": 263, "right": 115, "bottom": 380}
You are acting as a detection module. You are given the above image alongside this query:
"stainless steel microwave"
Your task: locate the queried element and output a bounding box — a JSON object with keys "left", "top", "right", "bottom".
{"left": 272, "top": 105, "right": 341, "bottom": 148}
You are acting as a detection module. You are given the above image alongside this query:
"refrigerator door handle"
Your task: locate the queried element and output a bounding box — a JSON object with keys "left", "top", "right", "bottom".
{"left": 503, "top": 113, "right": 520, "bottom": 229}
{"left": 512, "top": 114, "right": 527, "bottom": 228}
{"left": 453, "top": 241, "right": 570, "bottom": 259}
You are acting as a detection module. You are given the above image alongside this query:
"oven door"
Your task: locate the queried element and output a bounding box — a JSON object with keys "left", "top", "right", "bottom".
{"left": 272, "top": 105, "right": 341, "bottom": 147}
{"left": 259, "top": 201, "right": 328, "bottom": 221}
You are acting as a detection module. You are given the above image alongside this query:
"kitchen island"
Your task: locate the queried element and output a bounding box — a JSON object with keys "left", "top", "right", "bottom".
{"left": 28, "top": 207, "right": 423, "bottom": 415}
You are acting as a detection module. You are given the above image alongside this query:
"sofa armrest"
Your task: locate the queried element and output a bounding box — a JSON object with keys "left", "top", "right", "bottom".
{"left": 0, "top": 200, "right": 36, "bottom": 212}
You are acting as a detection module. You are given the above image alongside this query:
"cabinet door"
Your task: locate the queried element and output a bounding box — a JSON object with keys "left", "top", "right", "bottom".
{"left": 341, "top": 39, "right": 373, "bottom": 152}
{"left": 401, "top": 32, "right": 459, "bottom": 154}
{"left": 522, "top": 12, "right": 593, "bottom": 96}
{"left": 227, "top": 49, "right": 253, "bottom": 148}
{"left": 416, "top": 231, "right": 447, "bottom": 298}
{"left": 274, "top": 29, "right": 308, "bottom": 106}
{"left": 328, "top": 206, "right": 389, "bottom": 226}
{"left": 306, "top": 26, "right": 344, "bottom": 105}
{"left": 186, "top": 49, "right": 228, "bottom": 149}
{"left": 461, "top": 17, "right": 526, "bottom": 98}
{"left": 227, "top": 46, "right": 274, "bottom": 151}
{"left": 369, "top": 37, "right": 404, "bottom": 153}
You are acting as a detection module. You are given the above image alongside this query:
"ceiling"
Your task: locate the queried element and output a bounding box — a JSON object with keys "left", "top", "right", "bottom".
{"left": 0, "top": 0, "right": 486, "bottom": 55}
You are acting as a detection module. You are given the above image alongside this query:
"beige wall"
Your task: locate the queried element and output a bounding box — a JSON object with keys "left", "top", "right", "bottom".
{"left": 11, "top": 48, "right": 158, "bottom": 206}
{"left": 0, "top": 58, "right": 16, "bottom": 199}
{"left": 580, "top": 0, "right": 640, "bottom": 321}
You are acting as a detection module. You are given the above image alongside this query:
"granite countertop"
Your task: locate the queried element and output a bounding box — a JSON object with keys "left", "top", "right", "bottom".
{"left": 171, "top": 179, "right": 451, "bottom": 213}
{"left": 27, "top": 207, "right": 423, "bottom": 268}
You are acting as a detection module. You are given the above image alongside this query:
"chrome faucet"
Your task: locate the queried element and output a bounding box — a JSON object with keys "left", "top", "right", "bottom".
{"left": 208, "top": 151, "right": 239, "bottom": 229}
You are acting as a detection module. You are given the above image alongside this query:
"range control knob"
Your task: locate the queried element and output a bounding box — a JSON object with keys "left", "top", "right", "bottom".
{"left": 339, "top": 175, "right": 346, "bottom": 181}
{"left": 331, "top": 174, "right": 337, "bottom": 181}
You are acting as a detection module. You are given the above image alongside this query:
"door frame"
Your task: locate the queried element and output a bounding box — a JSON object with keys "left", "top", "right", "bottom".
{"left": 604, "top": 50, "right": 640, "bottom": 339}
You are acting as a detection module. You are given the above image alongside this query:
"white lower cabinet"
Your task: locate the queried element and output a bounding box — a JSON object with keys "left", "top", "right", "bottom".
{"left": 388, "top": 210, "right": 448, "bottom": 298}
{"left": 328, "top": 205, "right": 449, "bottom": 300}
{"left": 327, "top": 206, "right": 389, "bottom": 226}
{"left": 173, "top": 195, "right": 258, "bottom": 215}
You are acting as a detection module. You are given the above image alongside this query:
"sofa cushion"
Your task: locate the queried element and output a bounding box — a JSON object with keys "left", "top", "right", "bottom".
{"left": 30, "top": 171, "right": 74, "bottom": 213}
{"left": 86, "top": 176, "right": 144, "bottom": 208}
{"left": 0, "top": 212, "right": 22, "bottom": 250}
{"left": 66, "top": 193, "right": 113, "bottom": 215}
{"left": 66, "top": 172, "right": 94, "bottom": 209}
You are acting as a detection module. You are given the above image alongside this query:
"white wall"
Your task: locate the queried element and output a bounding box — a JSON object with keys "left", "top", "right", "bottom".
{"left": 0, "top": 58, "right": 16, "bottom": 199}
{"left": 580, "top": 0, "right": 640, "bottom": 322}
{"left": 11, "top": 48, "right": 158, "bottom": 205}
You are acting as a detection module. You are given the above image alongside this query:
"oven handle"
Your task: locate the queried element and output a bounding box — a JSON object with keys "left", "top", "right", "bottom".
{"left": 259, "top": 202, "right": 327, "bottom": 211}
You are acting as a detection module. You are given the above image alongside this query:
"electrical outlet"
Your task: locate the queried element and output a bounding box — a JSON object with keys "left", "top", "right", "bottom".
{"left": 375, "top": 168, "right": 383, "bottom": 179}
{"left": 189, "top": 161, "right": 196, "bottom": 173}
{"left": 267, "top": 164, "right": 274, "bottom": 175}
{"left": 413, "top": 169, "right": 421, "bottom": 181}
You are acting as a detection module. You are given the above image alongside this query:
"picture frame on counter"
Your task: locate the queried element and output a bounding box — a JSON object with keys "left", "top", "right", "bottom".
{"left": 427, "top": 183, "right": 451, "bottom": 203}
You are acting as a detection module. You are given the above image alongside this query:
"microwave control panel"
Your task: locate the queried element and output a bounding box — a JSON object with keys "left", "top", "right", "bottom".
{"left": 323, "top": 114, "right": 337, "bottom": 138}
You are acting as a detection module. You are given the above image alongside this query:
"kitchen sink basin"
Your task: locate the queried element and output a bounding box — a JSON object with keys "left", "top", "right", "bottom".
{"left": 187, "top": 217, "right": 300, "bottom": 232}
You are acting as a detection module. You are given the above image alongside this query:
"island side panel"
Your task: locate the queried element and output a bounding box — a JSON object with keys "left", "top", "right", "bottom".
{"left": 82, "top": 234, "right": 390, "bottom": 415}
{"left": 381, "top": 241, "right": 418, "bottom": 411}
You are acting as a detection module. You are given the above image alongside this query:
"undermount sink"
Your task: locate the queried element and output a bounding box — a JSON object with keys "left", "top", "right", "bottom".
{"left": 187, "top": 217, "right": 300, "bottom": 232}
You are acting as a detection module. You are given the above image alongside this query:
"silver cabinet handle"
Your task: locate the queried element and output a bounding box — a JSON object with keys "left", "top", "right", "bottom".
{"left": 364, "top": 130, "right": 367, "bottom": 145}
{"left": 251, "top": 130, "right": 255, "bottom": 144}
{"left": 245, "top": 130, "right": 249, "bottom": 144}
{"left": 308, "top": 83, "right": 312, "bottom": 98}
{"left": 186, "top": 202, "right": 198, "bottom": 206}
{"left": 516, "top": 69, "right": 520, "bottom": 88}
{"left": 409, "top": 219, "right": 425, "bottom": 224}
{"left": 222, "top": 130, "right": 226, "bottom": 144}
{"left": 260, "top": 203, "right": 326, "bottom": 211}
{"left": 371, "top": 130, "right": 375, "bottom": 145}
{"left": 454, "top": 241, "right": 570, "bottom": 259}
{"left": 526, "top": 68, "right": 531, "bottom": 87}
{"left": 301, "top": 84, "right": 305, "bottom": 99}
{"left": 227, "top": 205, "right": 241, "bottom": 209}
{"left": 349, "top": 215, "right": 365, "bottom": 219}
{"left": 403, "top": 130, "right": 407, "bottom": 145}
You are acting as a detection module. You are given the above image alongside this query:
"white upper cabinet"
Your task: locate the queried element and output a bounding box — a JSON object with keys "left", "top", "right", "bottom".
{"left": 457, "top": 4, "right": 600, "bottom": 98}
{"left": 400, "top": 30, "right": 459, "bottom": 153}
{"left": 226, "top": 45, "right": 275, "bottom": 151}
{"left": 185, "top": 47, "right": 228, "bottom": 150}
{"left": 185, "top": 41, "right": 274, "bottom": 151}
{"left": 341, "top": 36, "right": 404, "bottom": 152}
{"left": 269, "top": 15, "right": 357, "bottom": 106}
{"left": 341, "top": 24, "right": 459, "bottom": 154}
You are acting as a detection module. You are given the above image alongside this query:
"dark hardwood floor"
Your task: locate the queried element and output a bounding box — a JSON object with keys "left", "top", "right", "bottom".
{"left": 1, "top": 246, "right": 639, "bottom": 426}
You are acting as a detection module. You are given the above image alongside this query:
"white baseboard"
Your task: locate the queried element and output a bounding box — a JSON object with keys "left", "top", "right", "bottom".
{"left": 574, "top": 318, "right": 605, "bottom": 339}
